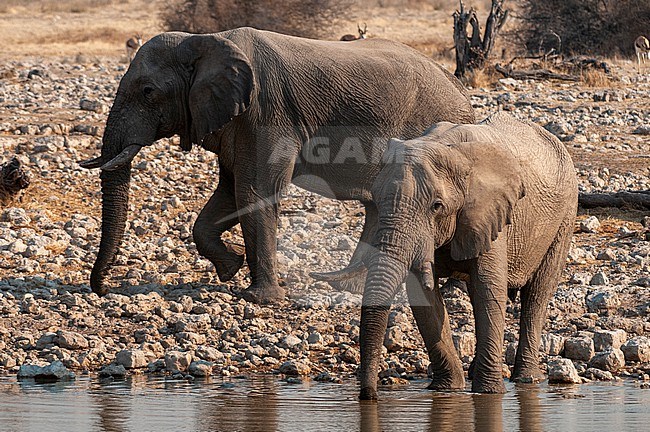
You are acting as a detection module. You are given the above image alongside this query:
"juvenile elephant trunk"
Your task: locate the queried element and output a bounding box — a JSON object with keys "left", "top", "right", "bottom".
{"left": 90, "top": 166, "right": 131, "bottom": 295}
{"left": 359, "top": 253, "right": 409, "bottom": 400}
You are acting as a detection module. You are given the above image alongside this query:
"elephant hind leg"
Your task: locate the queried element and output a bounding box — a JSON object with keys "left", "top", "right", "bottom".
{"left": 193, "top": 169, "right": 245, "bottom": 282}
{"left": 512, "top": 218, "right": 574, "bottom": 383}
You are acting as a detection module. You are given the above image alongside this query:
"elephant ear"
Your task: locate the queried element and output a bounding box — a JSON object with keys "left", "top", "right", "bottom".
{"left": 178, "top": 35, "right": 254, "bottom": 151}
{"left": 450, "top": 142, "right": 526, "bottom": 262}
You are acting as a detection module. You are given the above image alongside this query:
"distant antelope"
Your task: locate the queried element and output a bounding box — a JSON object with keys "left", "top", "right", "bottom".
{"left": 126, "top": 34, "right": 143, "bottom": 63}
{"left": 635, "top": 35, "right": 650, "bottom": 73}
{"left": 340, "top": 23, "right": 368, "bottom": 41}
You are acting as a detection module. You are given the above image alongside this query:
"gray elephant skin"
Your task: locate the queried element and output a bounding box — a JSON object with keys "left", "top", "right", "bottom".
{"left": 79, "top": 28, "right": 475, "bottom": 302}
{"left": 357, "top": 112, "right": 578, "bottom": 400}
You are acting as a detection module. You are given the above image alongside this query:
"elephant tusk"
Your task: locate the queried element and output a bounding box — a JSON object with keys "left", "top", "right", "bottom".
{"left": 79, "top": 155, "right": 105, "bottom": 169}
{"left": 416, "top": 262, "right": 436, "bottom": 291}
{"left": 310, "top": 261, "right": 367, "bottom": 282}
{"left": 100, "top": 144, "right": 143, "bottom": 171}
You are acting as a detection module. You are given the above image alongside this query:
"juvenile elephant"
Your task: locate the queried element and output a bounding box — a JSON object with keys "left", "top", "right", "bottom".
{"left": 357, "top": 112, "right": 578, "bottom": 399}
{"left": 79, "top": 28, "right": 475, "bottom": 302}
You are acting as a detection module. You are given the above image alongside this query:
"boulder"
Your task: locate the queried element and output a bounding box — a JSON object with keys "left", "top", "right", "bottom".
{"left": 547, "top": 358, "right": 581, "bottom": 384}
{"left": 539, "top": 333, "right": 565, "bottom": 356}
{"left": 278, "top": 360, "right": 311, "bottom": 376}
{"left": 593, "top": 329, "right": 627, "bottom": 352}
{"left": 164, "top": 350, "right": 192, "bottom": 372}
{"left": 564, "top": 336, "right": 595, "bottom": 362}
{"left": 621, "top": 336, "right": 650, "bottom": 363}
{"left": 588, "top": 348, "right": 625, "bottom": 372}
{"left": 115, "top": 349, "right": 148, "bottom": 369}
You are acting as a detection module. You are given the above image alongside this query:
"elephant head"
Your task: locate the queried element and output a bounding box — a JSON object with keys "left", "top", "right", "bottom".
{"left": 358, "top": 137, "right": 525, "bottom": 400}
{"left": 79, "top": 32, "right": 254, "bottom": 294}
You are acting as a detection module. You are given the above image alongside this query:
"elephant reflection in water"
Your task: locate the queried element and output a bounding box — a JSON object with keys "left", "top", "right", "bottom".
{"left": 200, "top": 376, "right": 279, "bottom": 431}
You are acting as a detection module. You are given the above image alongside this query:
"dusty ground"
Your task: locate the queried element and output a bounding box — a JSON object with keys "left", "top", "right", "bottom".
{"left": 0, "top": 1, "right": 648, "bottom": 386}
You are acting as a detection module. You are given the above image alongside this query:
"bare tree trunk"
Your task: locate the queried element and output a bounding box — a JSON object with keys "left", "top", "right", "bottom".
{"left": 453, "top": 0, "right": 509, "bottom": 78}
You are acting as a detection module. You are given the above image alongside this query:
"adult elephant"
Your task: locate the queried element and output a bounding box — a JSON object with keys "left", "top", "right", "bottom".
{"left": 357, "top": 112, "right": 577, "bottom": 399}
{"left": 80, "top": 28, "right": 475, "bottom": 302}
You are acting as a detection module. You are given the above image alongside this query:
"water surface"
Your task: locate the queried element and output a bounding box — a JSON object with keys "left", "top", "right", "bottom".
{"left": 0, "top": 375, "right": 648, "bottom": 431}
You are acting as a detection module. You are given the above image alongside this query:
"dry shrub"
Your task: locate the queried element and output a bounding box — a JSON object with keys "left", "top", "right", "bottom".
{"left": 161, "top": 0, "right": 354, "bottom": 39}
{"left": 581, "top": 69, "right": 611, "bottom": 87}
{"left": 515, "top": 0, "right": 650, "bottom": 56}
{"left": 464, "top": 66, "right": 500, "bottom": 88}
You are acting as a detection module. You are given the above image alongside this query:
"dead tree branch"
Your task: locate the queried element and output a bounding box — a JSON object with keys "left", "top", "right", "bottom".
{"left": 494, "top": 63, "right": 580, "bottom": 81}
{"left": 453, "top": 0, "right": 509, "bottom": 78}
{"left": 579, "top": 191, "right": 650, "bottom": 210}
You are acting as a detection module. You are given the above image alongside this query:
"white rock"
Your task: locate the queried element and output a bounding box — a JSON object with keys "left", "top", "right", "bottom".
{"left": 115, "top": 349, "right": 148, "bottom": 369}
{"left": 593, "top": 330, "right": 627, "bottom": 351}
{"left": 580, "top": 216, "right": 601, "bottom": 233}
{"left": 164, "top": 350, "right": 192, "bottom": 372}
{"left": 540, "top": 333, "right": 565, "bottom": 356}
{"left": 548, "top": 358, "right": 581, "bottom": 384}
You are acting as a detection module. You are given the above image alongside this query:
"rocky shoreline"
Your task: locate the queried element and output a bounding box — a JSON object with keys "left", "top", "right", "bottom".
{"left": 1, "top": 58, "right": 649, "bottom": 389}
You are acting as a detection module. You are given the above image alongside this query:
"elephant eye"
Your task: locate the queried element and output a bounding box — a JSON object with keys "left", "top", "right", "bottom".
{"left": 142, "top": 85, "right": 155, "bottom": 97}
{"left": 432, "top": 199, "right": 444, "bottom": 212}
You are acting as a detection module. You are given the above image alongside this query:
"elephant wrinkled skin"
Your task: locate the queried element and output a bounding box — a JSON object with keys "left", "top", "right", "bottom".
{"left": 80, "top": 28, "right": 475, "bottom": 302}
{"left": 358, "top": 112, "right": 578, "bottom": 400}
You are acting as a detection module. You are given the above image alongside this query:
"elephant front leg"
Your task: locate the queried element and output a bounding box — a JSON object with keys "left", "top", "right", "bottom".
{"left": 193, "top": 170, "right": 245, "bottom": 282}
{"left": 236, "top": 185, "right": 285, "bottom": 304}
{"left": 406, "top": 270, "right": 465, "bottom": 391}
{"left": 467, "top": 240, "right": 508, "bottom": 394}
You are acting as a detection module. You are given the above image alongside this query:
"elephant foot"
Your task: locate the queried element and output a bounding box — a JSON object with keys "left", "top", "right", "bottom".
{"left": 511, "top": 367, "right": 545, "bottom": 384}
{"left": 214, "top": 244, "right": 245, "bottom": 282}
{"left": 471, "top": 378, "right": 507, "bottom": 394}
{"left": 427, "top": 374, "right": 466, "bottom": 392}
{"left": 359, "top": 387, "right": 378, "bottom": 401}
{"left": 241, "top": 282, "right": 285, "bottom": 304}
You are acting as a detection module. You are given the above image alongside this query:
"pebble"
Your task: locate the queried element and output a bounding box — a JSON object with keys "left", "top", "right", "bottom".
{"left": 580, "top": 216, "right": 601, "bottom": 233}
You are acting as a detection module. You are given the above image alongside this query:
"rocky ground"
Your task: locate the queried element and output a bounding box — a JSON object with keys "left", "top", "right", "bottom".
{"left": 0, "top": 56, "right": 649, "bottom": 389}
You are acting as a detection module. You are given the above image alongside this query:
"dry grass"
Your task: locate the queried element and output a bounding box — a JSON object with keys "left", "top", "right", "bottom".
{"left": 581, "top": 69, "right": 612, "bottom": 87}
{"left": 0, "top": 0, "right": 119, "bottom": 14}
{"left": 34, "top": 26, "right": 125, "bottom": 45}
{"left": 0, "top": 0, "right": 159, "bottom": 57}
{"left": 463, "top": 66, "right": 501, "bottom": 89}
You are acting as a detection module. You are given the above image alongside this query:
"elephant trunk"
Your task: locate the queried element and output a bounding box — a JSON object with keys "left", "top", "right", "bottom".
{"left": 90, "top": 166, "right": 131, "bottom": 295}
{"left": 359, "top": 252, "right": 409, "bottom": 400}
